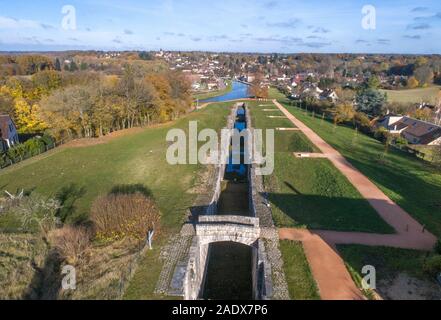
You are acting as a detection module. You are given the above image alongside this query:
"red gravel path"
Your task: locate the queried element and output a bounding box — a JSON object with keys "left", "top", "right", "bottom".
{"left": 273, "top": 100, "right": 437, "bottom": 300}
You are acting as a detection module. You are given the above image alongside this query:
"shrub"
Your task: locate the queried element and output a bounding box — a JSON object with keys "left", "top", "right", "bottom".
{"left": 7, "top": 143, "right": 27, "bottom": 161}
{"left": 23, "top": 137, "right": 45, "bottom": 156}
{"left": 90, "top": 192, "right": 160, "bottom": 242}
{"left": 374, "top": 127, "right": 391, "bottom": 143}
{"left": 394, "top": 136, "right": 408, "bottom": 147}
{"left": 354, "top": 112, "right": 372, "bottom": 134}
{"left": 423, "top": 255, "right": 441, "bottom": 277}
{"left": 334, "top": 104, "right": 355, "bottom": 124}
{"left": 8, "top": 193, "right": 61, "bottom": 235}
{"left": 49, "top": 225, "right": 91, "bottom": 265}
{"left": 40, "top": 134, "right": 55, "bottom": 147}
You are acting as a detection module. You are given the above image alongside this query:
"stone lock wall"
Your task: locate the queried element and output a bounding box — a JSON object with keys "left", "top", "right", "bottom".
{"left": 182, "top": 103, "right": 277, "bottom": 300}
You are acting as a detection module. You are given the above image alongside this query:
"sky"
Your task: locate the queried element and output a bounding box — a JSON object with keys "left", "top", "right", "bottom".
{"left": 0, "top": 0, "right": 440, "bottom": 53}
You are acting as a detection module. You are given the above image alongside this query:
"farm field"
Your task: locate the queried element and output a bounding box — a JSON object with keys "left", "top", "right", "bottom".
{"left": 380, "top": 85, "right": 441, "bottom": 104}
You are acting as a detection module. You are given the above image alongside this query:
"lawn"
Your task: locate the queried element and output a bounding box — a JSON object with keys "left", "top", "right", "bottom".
{"left": 279, "top": 240, "right": 320, "bottom": 300}
{"left": 249, "top": 103, "right": 317, "bottom": 153}
{"left": 282, "top": 103, "right": 441, "bottom": 237}
{"left": 268, "top": 87, "right": 288, "bottom": 100}
{"left": 249, "top": 102, "right": 393, "bottom": 233}
{"left": 0, "top": 101, "right": 231, "bottom": 299}
{"left": 381, "top": 86, "right": 440, "bottom": 105}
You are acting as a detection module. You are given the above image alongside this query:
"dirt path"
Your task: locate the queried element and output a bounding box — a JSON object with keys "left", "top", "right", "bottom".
{"left": 272, "top": 100, "right": 437, "bottom": 299}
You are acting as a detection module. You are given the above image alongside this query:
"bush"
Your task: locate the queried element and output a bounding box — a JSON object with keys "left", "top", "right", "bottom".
{"left": 23, "top": 137, "right": 45, "bottom": 156}
{"left": 40, "top": 134, "right": 55, "bottom": 147}
{"left": 7, "top": 193, "right": 61, "bottom": 235}
{"left": 354, "top": 112, "right": 372, "bottom": 134}
{"left": 423, "top": 255, "right": 441, "bottom": 277}
{"left": 394, "top": 136, "right": 408, "bottom": 147}
{"left": 7, "top": 143, "right": 27, "bottom": 161}
{"left": 90, "top": 192, "right": 160, "bottom": 242}
{"left": 374, "top": 127, "right": 391, "bottom": 143}
{"left": 49, "top": 225, "right": 91, "bottom": 265}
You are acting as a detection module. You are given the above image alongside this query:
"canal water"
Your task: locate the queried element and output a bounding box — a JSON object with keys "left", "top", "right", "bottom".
{"left": 199, "top": 81, "right": 250, "bottom": 103}
{"left": 202, "top": 104, "right": 253, "bottom": 300}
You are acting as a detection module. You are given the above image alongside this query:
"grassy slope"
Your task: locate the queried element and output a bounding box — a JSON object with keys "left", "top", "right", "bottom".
{"left": 247, "top": 101, "right": 319, "bottom": 299}
{"left": 250, "top": 102, "right": 392, "bottom": 233}
{"left": 268, "top": 87, "right": 288, "bottom": 100}
{"left": 0, "top": 102, "right": 231, "bottom": 300}
{"left": 283, "top": 102, "right": 441, "bottom": 237}
{"left": 380, "top": 86, "right": 441, "bottom": 104}
{"left": 279, "top": 240, "right": 320, "bottom": 300}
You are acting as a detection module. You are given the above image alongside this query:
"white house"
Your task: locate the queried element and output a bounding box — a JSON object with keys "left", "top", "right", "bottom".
{"left": 378, "top": 115, "right": 441, "bottom": 145}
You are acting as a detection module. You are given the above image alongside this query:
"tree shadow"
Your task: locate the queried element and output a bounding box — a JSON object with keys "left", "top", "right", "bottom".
{"left": 283, "top": 181, "right": 302, "bottom": 195}
{"left": 22, "top": 249, "right": 63, "bottom": 300}
{"left": 110, "top": 184, "right": 152, "bottom": 197}
{"left": 268, "top": 192, "right": 395, "bottom": 234}
{"left": 55, "top": 184, "right": 87, "bottom": 223}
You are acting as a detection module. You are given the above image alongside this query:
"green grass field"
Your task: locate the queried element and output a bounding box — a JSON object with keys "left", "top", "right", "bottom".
{"left": 283, "top": 103, "right": 441, "bottom": 237}
{"left": 0, "top": 102, "right": 231, "bottom": 299}
{"left": 250, "top": 102, "right": 392, "bottom": 233}
{"left": 279, "top": 240, "right": 320, "bottom": 300}
{"left": 268, "top": 87, "right": 288, "bottom": 100}
{"left": 381, "top": 86, "right": 441, "bottom": 105}
{"left": 338, "top": 244, "right": 434, "bottom": 299}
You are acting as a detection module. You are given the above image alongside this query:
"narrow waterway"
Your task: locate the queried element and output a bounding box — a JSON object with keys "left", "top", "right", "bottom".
{"left": 199, "top": 81, "right": 250, "bottom": 103}
{"left": 202, "top": 104, "right": 254, "bottom": 300}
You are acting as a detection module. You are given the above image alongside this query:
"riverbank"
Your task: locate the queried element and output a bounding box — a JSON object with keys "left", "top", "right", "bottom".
{"left": 193, "top": 80, "right": 233, "bottom": 100}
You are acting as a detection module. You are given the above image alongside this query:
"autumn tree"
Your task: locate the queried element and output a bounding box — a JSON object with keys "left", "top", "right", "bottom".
{"left": 248, "top": 73, "right": 268, "bottom": 99}
{"left": 334, "top": 104, "right": 355, "bottom": 124}
{"left": 366, "top": 75, "right": 381, "bottom": 89}
{"left": 414, "top": 66, "right": 434, "bottom": 87}
{"left": 407, "top": 76, "right": 419, "bottom": 89}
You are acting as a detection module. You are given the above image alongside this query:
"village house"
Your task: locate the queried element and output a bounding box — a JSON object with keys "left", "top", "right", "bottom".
{"left": 378, "top": 115, "right": 441, "bottom": 145}
{"left": 0, "top": 115, "right": 19, "bottom": 152}
{"left": 320, "top": 89, "right": 339, "bottom": 103}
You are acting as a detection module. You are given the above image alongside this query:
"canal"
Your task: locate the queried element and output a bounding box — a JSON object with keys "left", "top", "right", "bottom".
{"left": 202, "top": 104, "right": 254, "bottom": 300}
{"left": 199, "top": 81, "right": 250, "bottom": 103}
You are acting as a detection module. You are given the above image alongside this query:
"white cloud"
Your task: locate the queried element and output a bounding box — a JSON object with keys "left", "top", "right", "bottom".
{"left": 0, "top": 16, "right": 42, "bottom": 29}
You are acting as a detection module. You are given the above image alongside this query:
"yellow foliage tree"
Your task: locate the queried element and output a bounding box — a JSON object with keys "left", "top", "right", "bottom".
{"left": 334, "top": 104, "right": 355, "bottom": 124}
{"left": 407, "top": 76, "right": 419, "bottom": 89}
{"left": 14, "top": 98, "right": 47, "bottom": 133}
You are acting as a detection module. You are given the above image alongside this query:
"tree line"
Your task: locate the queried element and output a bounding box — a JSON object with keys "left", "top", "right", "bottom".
{"left": 0, "top": 63, "right": 192, "bottom": 141}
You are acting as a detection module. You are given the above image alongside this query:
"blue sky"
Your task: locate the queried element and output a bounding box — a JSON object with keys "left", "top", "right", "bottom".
{"left": 0, "top": 0, "right": 440, "bottom": 53}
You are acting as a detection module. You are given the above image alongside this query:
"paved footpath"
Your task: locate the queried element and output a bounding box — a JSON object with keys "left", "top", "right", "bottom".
{"left": 273, "top": 100, "right": 437, "bottom": 300}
